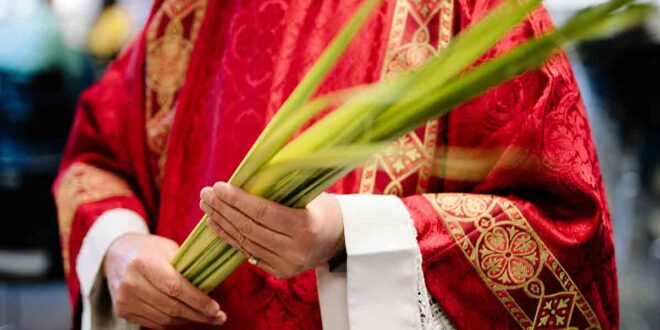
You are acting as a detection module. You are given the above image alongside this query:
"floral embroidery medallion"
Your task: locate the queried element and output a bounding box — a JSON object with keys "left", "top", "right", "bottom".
{"left": 476, "top": 223, "right": 542, "bottom": 288}
{"left": 425, "top": 194, "right": 601, "bottom": 329}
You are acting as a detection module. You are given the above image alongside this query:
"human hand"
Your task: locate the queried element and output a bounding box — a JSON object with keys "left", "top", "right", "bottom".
{"left": 200, "top": 182, "right": 344, "bottom": 279}
{"left": 104, "top": 233, "right": 226, "bottom": 329}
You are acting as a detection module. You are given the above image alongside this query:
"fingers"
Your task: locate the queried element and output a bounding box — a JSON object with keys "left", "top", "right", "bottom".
{"left": 198, "top": 182, "right": 329, "bottom": 281}
{"left": 205, "top": 212, "right": 303, "bottom": 280}
{"left": 204, "top": 213, "right": 250, "bottom": 255}
{"left": 126, "top": 299, "right": 184, "bottom": 329}
{"left": 211, "top": 182, "right": 298, "bottom": 235}
{"left": 241, "top": 236, "right": 302, "bottom": 279}
{"left": 137, "top": 254, "right": 224, "bottom": 319}
{"left": 252, "top": 259, "right": 282, "bottom": 278}
{"left": 205, "top": 215, "right": 288, "bottom": 266}
{"left": 125, "top": 314, "right": 167, "bottom": 329}
{"left": 200, "top": 189, "right": 288, "bottom": 251}
{"left": 114, "top": 277, "right": 182, "bottom": 329}
{"left": 250, "top": 255, "right": 300, "bottom": 281}
{"left": 134, "top": 272, "right": 225, "bottom": 326}
{"left": 107, "top": 234, "right": 228, "bottom": 328}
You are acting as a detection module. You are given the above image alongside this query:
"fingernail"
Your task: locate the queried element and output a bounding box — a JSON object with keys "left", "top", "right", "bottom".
{"left": 206, "top": 301, "right": 220, "bottom": 315}
{"left": 214, "top": 181, "right": 231, "bottom": 192}
{"left": 213, "top": 315, "right": 225, "bottom": 325}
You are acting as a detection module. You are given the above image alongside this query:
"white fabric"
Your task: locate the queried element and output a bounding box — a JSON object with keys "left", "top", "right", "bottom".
{"left": 316, "top": 264, "right": 350, "bottom": 329}
{"left": 77, "top": 208, "right": 148, "bottom": 330}
{"left": 317, "top": 194, "right": 453, "bottom": 330}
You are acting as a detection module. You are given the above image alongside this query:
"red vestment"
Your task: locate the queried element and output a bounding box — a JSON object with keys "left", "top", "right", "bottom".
{"left": 54, "top": 0, "right": 618, "bottom": 329}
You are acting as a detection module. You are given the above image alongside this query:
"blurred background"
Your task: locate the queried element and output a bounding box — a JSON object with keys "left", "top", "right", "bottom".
{"left": 0, "top": 0, "right": 658, "bottom": 329}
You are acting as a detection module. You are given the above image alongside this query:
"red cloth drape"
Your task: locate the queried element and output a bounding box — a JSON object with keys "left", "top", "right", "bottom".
{"left": 54, "top": 0, "right": 618, "bottom": 329}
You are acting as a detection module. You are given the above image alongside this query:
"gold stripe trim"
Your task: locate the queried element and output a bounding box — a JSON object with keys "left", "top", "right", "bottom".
{"left": 359, "top": 0, "right": 454, "bottom": 195}
{"left": 54, "top": 163, "right": 133, "bottom": 275}
{"left": 424, "top": 193, "right": 601, "bottom": 329}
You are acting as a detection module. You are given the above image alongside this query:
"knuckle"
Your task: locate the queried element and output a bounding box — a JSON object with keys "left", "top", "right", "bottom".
{"left": 164, "top": 300, "right": 181, "bottom": 316}
{"left": 240, "top": 238, "right": 249, "bottom": 253}
{"left": 293, "top": 263, "right": 305, "bottom": 275}
{"left": 306, "top": 218, "right": 322, "bottom": 237}
{"left": 115, "top": 284, "right": 131, "bottom": 304}
{"left": 165, "top": 278, "right": 181, "bottom": 297}
{"left": 202, "top": 203, "right": 212, "bottom": 216}
{"left": 241, "top": 235, "right": 250, "bottom": 249}
{"left": 115, "top": 289, "right": 131, "bottom": 306}
{"left": 114, "top": 300, "right": 129, "bottom": 317}
{"left": 253, "top": 203, "right": 268, "bottom": 221}
{"left": 128, "top": 256, "right": 146, "bottom": 272}
{"left": 213, "top": 198, "right": 225, "bottom": 212}
{"left": 281, "top": 270, "right": 295, "bottom": 280}
{"left": 240, "top": 221, "right": 253, "bottom": 235}
{"left": 162, "top": 315, "right": 177, "bottom": 326}
{"left": 293, "top": 252, "right": 308, "bottom": 269}
{"left": 206, "top": 218, "right": 221, "bottom": 233}
{"left": 222, "top": 189, "right": 236, "bottom": 205}
{"left": 121, "top": 277, "right": 138, "bottom": 292}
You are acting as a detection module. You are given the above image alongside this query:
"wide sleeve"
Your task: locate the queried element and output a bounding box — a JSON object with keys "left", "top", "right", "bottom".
{"left": 318, "top": 3, "right": 617, "bottom": 330}
{"left": 397, "top": 5, "right": 618, "bottom": 329}
{"left": 52, "top": 38, "right": 153, "bottom": 328}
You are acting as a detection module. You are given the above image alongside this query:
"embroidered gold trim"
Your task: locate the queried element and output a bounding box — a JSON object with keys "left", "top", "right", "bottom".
{"left": 425, "top": 193, "right": 601, "bottom": 329}
{"left": 359, "top": 0, "right": 454, "bottom": 195}
{"left": 54, "top": 163, "right": 133, "bottom": 275}
{"left": 145, "top": 0, "right": 207, "bottom": 182}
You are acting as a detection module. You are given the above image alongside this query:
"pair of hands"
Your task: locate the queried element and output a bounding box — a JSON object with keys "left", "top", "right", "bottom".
{"left": 104, "top": 183, "right": 344, "bottom": 328}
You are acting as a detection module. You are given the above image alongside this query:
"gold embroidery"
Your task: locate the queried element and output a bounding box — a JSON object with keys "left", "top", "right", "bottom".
{"left": 145, "top": 0, "right": 207, "bottom": 181}
{"left": 477, "top": 223, "right": 543, "bottom": 287}
{"left": 359, "top": 0, "right": 454, "bottom": 195}
{"left": 54, "top": 163, "right": 133, "bottom": 275}
{"left": 425, "top": 194, "right": 601, "bottom": 329}
{"left": 534, "top": 292, "right": 577, "bottom": 329}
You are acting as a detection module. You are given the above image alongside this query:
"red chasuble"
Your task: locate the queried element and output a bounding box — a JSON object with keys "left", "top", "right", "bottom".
{"left": 54, "top": 0, "right": 618, "bottom": 329}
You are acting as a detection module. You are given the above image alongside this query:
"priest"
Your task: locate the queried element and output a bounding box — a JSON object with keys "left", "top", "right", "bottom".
{"left": 54, "top": 0, "right": 618, "bottom": 329}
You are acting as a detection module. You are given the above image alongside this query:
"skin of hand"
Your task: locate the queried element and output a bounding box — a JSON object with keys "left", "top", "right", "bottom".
{"left": 104, "top": 233, "right": 227, "bottom": 329}
{"left": 200, "top": 182, "right": 345, "bottom": 280}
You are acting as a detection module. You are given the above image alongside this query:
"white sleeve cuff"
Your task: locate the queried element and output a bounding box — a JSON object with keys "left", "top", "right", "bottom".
{"left": 76, "top": 208, "right": 148, "bottom": 330}
{"left": 317, "top": 194, "right": 455, "bottom": 330}
{"left": 316, "top": 194, "right": 422, "bottom": 330}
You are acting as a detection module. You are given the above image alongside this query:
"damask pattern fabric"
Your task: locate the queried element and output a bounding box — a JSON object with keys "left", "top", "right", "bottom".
{"left": 53, "top": 0, "right": 618, "bottom": 329}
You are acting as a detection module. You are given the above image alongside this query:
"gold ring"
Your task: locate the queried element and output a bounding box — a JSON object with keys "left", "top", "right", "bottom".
{"left": 248, "top": 256, "right": 259, "bottom": 266}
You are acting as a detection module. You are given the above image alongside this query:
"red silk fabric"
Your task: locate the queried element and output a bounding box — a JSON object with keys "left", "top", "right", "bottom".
{"left": 54, "top": 0, "right": 618, "bottom": 329}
